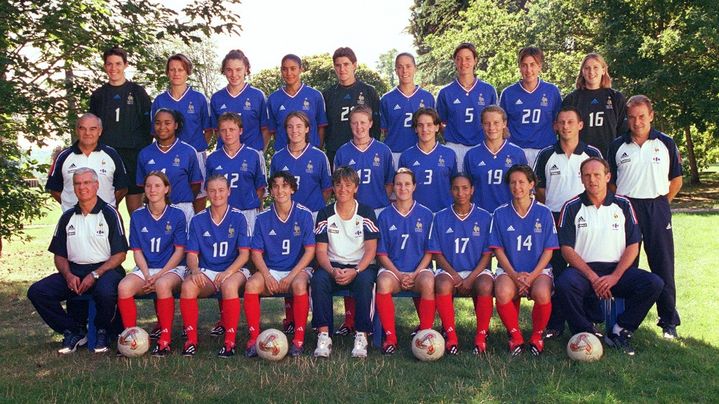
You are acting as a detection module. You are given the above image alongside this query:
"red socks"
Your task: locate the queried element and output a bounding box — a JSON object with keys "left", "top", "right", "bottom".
{"left": 474, "top": 296, "right": 493, "bottom": 345}
{"left": 180, "top": 298, "right": 199, "bottom": 345}
{"left": 244, "top": 293, "right": 261, "bottom": 346}
{"left": 497, "top": 301, "right": 523, "bottom": 344}
{"left": 292, "top": 294, "right": 309, "bottom": 347}
{"left": 156, "top": 297, "right": 174, "bottom": 346}
{"left": 117, "top": 296, "right": 136, "bottom": 329}
{"left": 436, "top": 294, "right": 457, "bottom": 346}
{"left": 222, "top": 298, "right": 241, "bottom": 348}
{"left": 284, "top": 297, "right": 294, "bottom": 324}
{"left": 343, "top": 296, "right": 356, "bottom": 328}
{"left": 376, "top": 293, "right": 397, "bottom": 345}
{"left": 418, "top": 298, "right": 436, "bottom": 330}
{"left": 531, "top": 302, "right": 551, "bottom": 342}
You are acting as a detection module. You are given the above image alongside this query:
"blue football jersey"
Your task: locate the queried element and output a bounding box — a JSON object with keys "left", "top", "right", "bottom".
{"left": 270, "top": 145, "right": 332, "bottom": 212}
{"left": 499, "top": 80, "right": 561, "bottom": 149}
{"left": 489, "top": 199, "right": 559, "bottom": 272}
{"left": 377, "top": 202, "right": 433, "bottom": 272}
{"left": 151, "top": 87, "right": 211, "bottom": 152}
{"left": 186, "top": 207, "right": 250, "bottom": 271}
{"left": 428, "top": 204, "right": 493, "bottom": 272}
{"left": 250, "top": 202, "right": 316, "bottom": 271}
{"left": 267, "top": 84, "right": 328, "bottom": 149}
{"left": 129, "top": 205, "right": 187, "bottom": 268}
{"left": 206, "top": 145, "right": 267, "bottom": 210}
{"left": 398, "top": 143, "right": 457, "bottom": 212}
{"left": 210, "top": 84, "right": 269, "bottom": 151}
{"left": 333, "top": 139, "right": 394, "bottom": 209}
{"left": 436, "top": 79, "right": 498, "bottom": 146}
{"left": 463, "top": 140, "right": 528, "bottom": 213}
{"left": 136, "top": 140, "right": 203, "bottom": 204}
{"left": 380, "top": 86, "right": 435, "bottom": 152}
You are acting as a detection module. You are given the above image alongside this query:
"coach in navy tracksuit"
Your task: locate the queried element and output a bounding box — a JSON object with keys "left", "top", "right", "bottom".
{"left": 607, "top": 95, "right": 683, "bottom": 339}
{"left": 28, "top": 168, "right": 128, "bottom": 354}
{"left": 556, "top": 157, "right": 663, "bottom": 355}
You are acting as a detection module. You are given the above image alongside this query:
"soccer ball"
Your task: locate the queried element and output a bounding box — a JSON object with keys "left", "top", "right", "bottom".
{"left": 411, "top": 329, "right": 445, "bottom": 361}
{"left": 567, "top": 332, "right": 603, "bottom": 362}
{"left": 256, "top": 328, "right": 288, "bottom": 361}
{"left": 117, "top": 327, "right": 150, "bottom": 358}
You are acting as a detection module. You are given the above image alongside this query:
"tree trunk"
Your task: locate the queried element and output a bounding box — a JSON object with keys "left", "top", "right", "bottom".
{"left": 65, "top": 67, "right": 77, "bottom": 143}
{"left": 683, "top": 126, "right": 700, "bottom": 185}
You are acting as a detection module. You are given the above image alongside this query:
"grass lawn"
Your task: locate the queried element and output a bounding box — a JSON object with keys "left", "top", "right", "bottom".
{"left": 0, "top": 206, "right": 717, "bottom": 402}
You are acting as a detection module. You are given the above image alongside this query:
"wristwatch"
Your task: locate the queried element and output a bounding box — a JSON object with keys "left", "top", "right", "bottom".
{"left": 91, "top": 271, "right": 100, "bottom": 280}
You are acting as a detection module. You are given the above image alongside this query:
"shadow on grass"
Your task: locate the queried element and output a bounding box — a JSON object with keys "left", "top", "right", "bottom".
{"left": 1, "top": 282, "right": 717, "bottom": 402}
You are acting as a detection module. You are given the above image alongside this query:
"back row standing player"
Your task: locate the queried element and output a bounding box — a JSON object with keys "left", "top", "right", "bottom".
{"left": 380, "top": 53, "right": 435, "bottom": 169}
{"left": 323, "top": 47, "right": 381, "bottom": 165}
{"left": 151, "top": 53, "right": 212, "bottom": 213}
{"left": 267, "top": 54, "right": 328, "bottom": 150}
{"left": 499, "top": 46, "right": 562, "bottom": 168}
{"left": 437, "top": 42, "right": 498, "bottom": 171}
{"left": 562, "top": 53, "right": 627, "bottom": 156}
{"left": 90, "top": 47, "right": 152, "bottom": 214}
{"left": 210, "top": 50, "right": 270, "bottom": 152}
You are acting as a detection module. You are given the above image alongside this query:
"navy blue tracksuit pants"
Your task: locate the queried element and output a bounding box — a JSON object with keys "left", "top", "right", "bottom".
{"left": 556, "top": 263, "right": 664, "bottom": 333}
{"left": 631, "top": 196, "right": 680, "bottom": 328}
{"left": 27, "top": 269, "right": 123, "bottom": 335}
{"left": 311, "top": 264, "right": 377, "bottom": 333}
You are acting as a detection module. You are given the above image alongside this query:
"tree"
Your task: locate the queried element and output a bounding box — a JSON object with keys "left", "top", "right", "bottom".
{"left": 376, "top": 49, "right": 398, "bottom": 88}
{"left": 0, "top": 0, "right": 242, "bottom": 245}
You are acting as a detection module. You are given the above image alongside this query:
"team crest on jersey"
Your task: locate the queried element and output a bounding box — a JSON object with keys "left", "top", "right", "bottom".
{"left": 419, "top": 99, "right": 426, "bottom": 108}
{"left": 415, "top": 219, "right": 423, "bottom": 233}
{"left": 549, "top": 164, "right": 561, "bottom": 176}
{"left": 165, "top": 221, "right": 173, "bottom": 234}
{"left": 611, "top": 213, "right": 621, "bottom": 230}
{"left": 606, "top": 97, "right": 614, "bottom": 110}
{"left": 293, "top": 222, "right": 301, "bottom": 236}
{"left": 241, "top": 160, "right": 248, "bottom": 171}
{"left": 127, "top": 93, "right": 134, "bottom": 105}
{"left": 303, "top": 98, "right": 310, "bottom": 111}
{"left": 96, "top": 222, "right": 106, "bottom": 237}
{"left": 67, "top": 224, "right": 76, "bottom": 236}
{"left": 619, "top": 152, "right": 631, "bottom": 164}
{"left": 173, "top": 155, "right": 181, "bottom": 167}
{"left": 505, "top": 156, "right": 513, "bottom": 167}
{"left": 357, "top": 92, "right": 365, "bottom": 105}
{"left": 577, "top": 216, "right": 587, "bottom": 228}
{"left": 534, "top": 219, "right": 543, "bottom": 233}
{"left": 228, "top": 225, "right": 235, "bottom": 238}
{"left": 244, "top": 99, "right": 252, "bottom": 110}
{"left": 541, "top": 94, "right": 548, "bottom": 107}
{"left": 187, "top": 102, "right": 195, "bottom": 114}
{"left": 472, "top": 223, "right": 481, "bottom": 236}
{"left": 438, "top": 155, "right": 446, "bottom": 167}
{"left": 305, "top": 161, "right": 314, "bottom": 173}
{"left": 478, "top": 94, "right": 486, "bottom": 106}
{"left": 373, "top": 154, "right": 381, "bottom": 167}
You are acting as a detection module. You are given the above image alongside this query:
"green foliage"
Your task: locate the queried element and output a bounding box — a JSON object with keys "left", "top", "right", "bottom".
{"left": 375, "top": 48, "right": 399, "bottom": 88}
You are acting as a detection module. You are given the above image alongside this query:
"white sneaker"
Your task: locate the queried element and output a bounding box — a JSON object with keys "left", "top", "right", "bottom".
{"left": 351, "top": 332, "right": 368, "bottom": 358}
{"left": 313, "top": 332, "right": 332, "bottom": 358}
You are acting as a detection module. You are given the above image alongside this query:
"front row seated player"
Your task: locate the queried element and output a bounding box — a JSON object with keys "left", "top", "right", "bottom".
{"left": 180, "top": 174, "right": 251, "bottom": 357}
{"left": 490, "top": 165, "right": 558, "bottom": 356}
{"left": 117, "top": 172, "right": 188, "bottom": 356}
{"left": 311, "top": 166, "right": 380, "bottom": 358}
{"left": 375, "top": 168, "right": 435, "bottom": 355}
{"left": 428, "top": 173, "right": 493, "bottom": 355}
{"left": 243, "top": 172, "right": 316, "bottom": 358}
{"left": 556, "top": 157, "right": 664, "bottom": 356}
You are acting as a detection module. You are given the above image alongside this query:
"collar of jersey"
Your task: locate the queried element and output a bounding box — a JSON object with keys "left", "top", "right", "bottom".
{"left": 73, "top": 197, "right": 106, "bottom": 215}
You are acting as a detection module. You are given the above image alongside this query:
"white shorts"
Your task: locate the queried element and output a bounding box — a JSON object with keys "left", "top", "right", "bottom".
{"left": 172, "top": 202, "right": 195, "bottom": 225}
{"left": 268, "top": 268, "right": 313, "bottom": 281}
{"left": 436, "top": 268, "right": 493, "bottom": 279}
{"left": 378, "top": 267, "right": 433, "bottom": 282}
{"left": 129, "top": 266, "right": 187, "bottom": 281}
{"left": 391, "top": 152, "right": 402, "bottom": 171}
{"left": 522, "top": 148, "right": 541, "bottom": 169}
{"left": 196, "top": 150, "right": 207, "bottom": 199}
{"left": 199, "top": 267, "right": 251, "bottom": 291}
{"left": 241, "top": 208, "right": 259, "bottom": 236}
{"left": 495, "top": 267, "right": 553, "bottom": 278}
{"left": 445, "top": 142, "right": 475, "bottom": 173}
